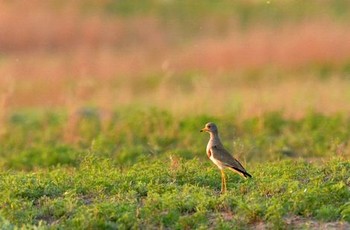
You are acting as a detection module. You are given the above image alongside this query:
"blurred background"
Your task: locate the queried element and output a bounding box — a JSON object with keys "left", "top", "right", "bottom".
{"left": 1, "top": 0, "right": 350, "bottom": 117}
{"left": 1, "top": 0, "right": 350, "bottom": 168}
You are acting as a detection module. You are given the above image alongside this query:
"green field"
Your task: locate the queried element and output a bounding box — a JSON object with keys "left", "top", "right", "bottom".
{"left": 1, "top": 110, "right": 350, "bottom": 229}
{"left": 1, "top": 0, "right": 350, "bottom": 229}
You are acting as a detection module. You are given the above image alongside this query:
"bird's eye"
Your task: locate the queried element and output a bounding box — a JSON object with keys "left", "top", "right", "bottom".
{"left": 207, "top": 125, "right": 211, "bottom": 128}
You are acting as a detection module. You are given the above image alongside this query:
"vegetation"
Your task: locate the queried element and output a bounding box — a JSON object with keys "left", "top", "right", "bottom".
{"left": 2, "top": 109, "right": 350, "bottom": 169}
{"left": 1, "top": 155, "right": 350, "bottom": 229}
{"left": 1, "top": 0, "right": 350, "bottom": 228}
{"left": 1, "top": 110, "right": 350, "bottom": 228}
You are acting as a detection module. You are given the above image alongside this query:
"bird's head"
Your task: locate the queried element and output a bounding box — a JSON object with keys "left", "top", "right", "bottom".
{"left": 200, "top": 122, "right": 218, "bottom": 133}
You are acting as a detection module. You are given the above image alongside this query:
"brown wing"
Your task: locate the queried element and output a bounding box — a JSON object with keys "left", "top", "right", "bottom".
{"left": 210, "top": 145, "right": 252, "bottom": 178}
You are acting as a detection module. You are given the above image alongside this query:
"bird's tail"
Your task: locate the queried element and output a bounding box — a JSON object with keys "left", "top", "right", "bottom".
{"left": 243, "top": 171, "right": 252, "bottom": 178}
{"left": 228, "top": 166, "right": 252, "bottom": 178}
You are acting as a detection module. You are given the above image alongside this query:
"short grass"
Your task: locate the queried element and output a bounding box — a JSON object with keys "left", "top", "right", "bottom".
{"left": 1, "top": 108, "right": 350, "bottom": 229}
{"left": 1, "top": 156, "right": 350, "bottom": 229}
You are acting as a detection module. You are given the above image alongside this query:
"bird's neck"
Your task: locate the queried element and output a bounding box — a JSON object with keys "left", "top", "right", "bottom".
{"left": 209, "top": 132, "right": 221, "bottom": 144}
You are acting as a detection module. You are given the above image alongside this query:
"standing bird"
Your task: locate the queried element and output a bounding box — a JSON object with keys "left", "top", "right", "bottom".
{"left": 200, "top": 122, "right": 251, "bottom": 193}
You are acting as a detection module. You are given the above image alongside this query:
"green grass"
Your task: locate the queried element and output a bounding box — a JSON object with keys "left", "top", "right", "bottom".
{"left": 79, "top": 0, "right": 350, "bottom": 38}
{"left": 1, "top": 156, "right": 350, "bottom": 229}
{"left": 1, "top": 108, "right": 350, "bottom": 169}
{"left": 101, "top": 0, "right": 350, "bottom": 23}
{"left": 1, "top": 108, "right": 350, "bottom": 228}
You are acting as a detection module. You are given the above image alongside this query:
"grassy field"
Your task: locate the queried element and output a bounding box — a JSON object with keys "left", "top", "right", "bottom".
{"left": 1, "top": 0, "right": 350, "bottom": 229}
{"left": 1, "top": 155, "right": 350, "bottom": 229}
{"left": 1, "top": 110, "right": 350, "bottom": 228}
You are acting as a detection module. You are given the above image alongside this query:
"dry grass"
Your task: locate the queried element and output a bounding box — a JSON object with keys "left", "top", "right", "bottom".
{"left": 1, "top": 1, "right": 350, "bottom": 119}
{"left": 175, "top": 20, "right": 350, "bottom": 72}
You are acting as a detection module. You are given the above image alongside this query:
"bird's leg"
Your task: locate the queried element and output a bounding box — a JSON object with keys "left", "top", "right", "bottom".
{"left": 221, "top": 170, "right": 223, "bottom": 193}
{"left": 223, "top": 171, "right": 227, "bottom": 192}
{"left": 221, "top": 170, "right": 227, "bottom": 193}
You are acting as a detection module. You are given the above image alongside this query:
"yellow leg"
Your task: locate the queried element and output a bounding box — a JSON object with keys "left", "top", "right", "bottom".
{"left": 221, "top": 171, "right": 223, "bottom": 192}
{"left": 221, "top": 170, "right": 227, "bottom": 193}
{"left": 223, "top": 171, "right": 227, "bottom": 192}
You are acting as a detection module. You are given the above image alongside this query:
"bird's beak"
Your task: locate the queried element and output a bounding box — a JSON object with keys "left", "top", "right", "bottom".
{"left": 200, "top": 128, "right": 208, "bottom": 133}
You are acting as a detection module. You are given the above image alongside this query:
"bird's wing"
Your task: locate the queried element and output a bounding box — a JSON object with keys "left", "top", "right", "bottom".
{"left": 210, "top": 145, "right": 251, "bottom": 177}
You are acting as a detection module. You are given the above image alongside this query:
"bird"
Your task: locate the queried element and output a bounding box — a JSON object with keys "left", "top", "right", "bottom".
{"left": 200, "top": 122, "right": 251, "bottom": 193}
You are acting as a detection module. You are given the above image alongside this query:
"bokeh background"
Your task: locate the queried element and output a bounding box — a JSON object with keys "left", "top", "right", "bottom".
{"left": 1, "top": 0, "right": 350, "bottom": 117}
{"left": 1, "top": 1, "right": 350, "bottom": 168}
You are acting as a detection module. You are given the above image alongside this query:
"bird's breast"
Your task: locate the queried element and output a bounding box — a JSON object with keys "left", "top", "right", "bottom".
{"left": 209, "top": 154, "right": 224, "bottom": 170}
{"left": 206, "top": 142, "right": 211, "bottom": 158}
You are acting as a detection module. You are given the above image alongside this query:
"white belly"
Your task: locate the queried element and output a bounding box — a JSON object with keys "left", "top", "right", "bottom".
{"left": 209, "top": 154, "right": 224, "bottom": 170}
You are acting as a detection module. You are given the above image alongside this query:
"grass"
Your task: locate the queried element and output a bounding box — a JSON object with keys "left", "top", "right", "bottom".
{"left": 1, "top": 154, "right": 350, "bottom": 229}
{"left": 2, "top": 108, "right": 350, "bottom": 169}
{"left": 2, "top": 1, "right": 350, "bottom": 228}
{"left": 2, "top": 1, "right": 350, "bottom": 118}
{"left": 1, "top": 109, "right": 350, "bottom": 228}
